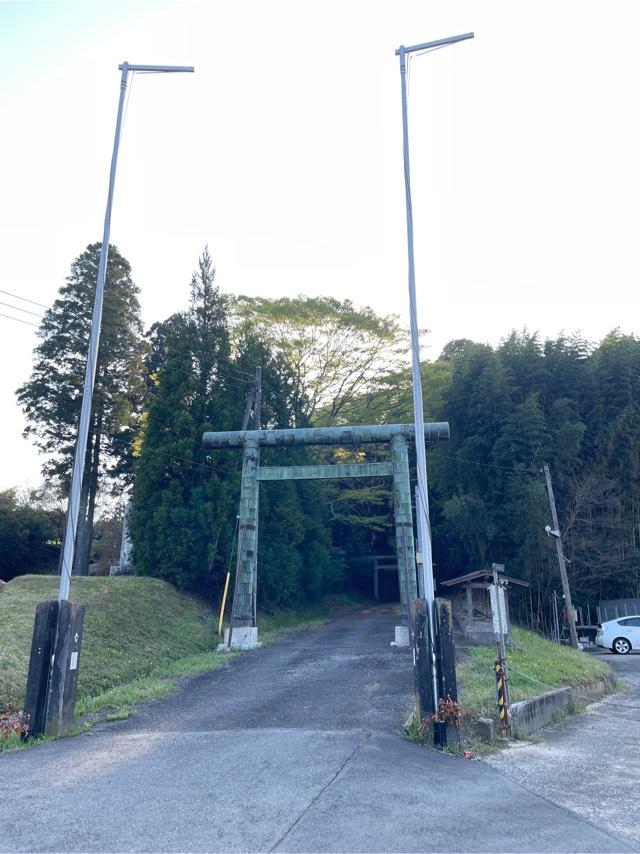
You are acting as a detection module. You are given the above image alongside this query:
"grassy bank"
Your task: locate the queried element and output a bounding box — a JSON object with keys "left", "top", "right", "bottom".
{"left": 0, "top": 575, "right": 359, "bottom": 736}
{"left": 457, "top": 626, "right": 613, "bottom": 719}
{"left": 0, "top": 575, "right": 215, "bottom": 708}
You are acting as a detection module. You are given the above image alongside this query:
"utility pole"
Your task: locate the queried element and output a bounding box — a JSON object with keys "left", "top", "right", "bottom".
{"left": 543, "top": 464, "right": 579, "bottom": 649}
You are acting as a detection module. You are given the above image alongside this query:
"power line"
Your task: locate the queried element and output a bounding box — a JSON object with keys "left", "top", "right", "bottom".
{"left": 0, "top": 311, "right": 40, "bottom": 328}
{"left": 108, "top": 432, "right": 239, "bottom": 478}
{"left": 0, "top": 301, "right": 44, "bottom": 319}
{"left": 3, "top": 308, "right": 257, "bottom": 392}
{"left": 435, "top": 451, "right": 542, "bottom": 476}
{"left": 143, "top": 358, "right": 256, "bottom": 393}
{"left": 0, "top": 295, "right": 265, "bottom": 386}
{"left": 0, "top": 288, "right": 49, "bottom": 310}
{"left": 149, "top": 344, "right": 257, "bottom": 383}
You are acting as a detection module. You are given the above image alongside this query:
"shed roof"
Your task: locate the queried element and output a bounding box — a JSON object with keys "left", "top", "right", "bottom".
{"left": 440, "top": 569, "right": 530, "bottom": 588}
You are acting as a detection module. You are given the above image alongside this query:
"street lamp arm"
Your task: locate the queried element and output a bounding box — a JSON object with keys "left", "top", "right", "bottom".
{"left": 119, "top": 63, "right": 195, "bottom": 72}
{"left": 396, "top": 32, "right": 474, "bottom": 56}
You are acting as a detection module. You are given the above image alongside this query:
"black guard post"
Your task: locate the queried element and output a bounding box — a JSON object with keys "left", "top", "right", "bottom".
{"left": 23, "top": 600, "right": 59, "bottom": 738}
{"left": 411, "top": 598, "right": 434, "bottom": 724}
{"left": 435, "top": 597, "right": 459, "bottom": 747}
{"left": 435, "top": 597, "right": 458, "bottom": 702}
{"left": 23, "top": 599, "right": 86, "bottom": 739}
{"left": 46, "top": 600, "right": 86, "bottom": 737}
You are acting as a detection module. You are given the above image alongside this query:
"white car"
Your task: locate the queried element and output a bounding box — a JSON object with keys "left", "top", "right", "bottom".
{"left": 595, "top": 616, "right": 640, "bottom": 654}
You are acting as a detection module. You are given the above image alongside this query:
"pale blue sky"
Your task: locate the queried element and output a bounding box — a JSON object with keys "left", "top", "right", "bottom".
{"left": 1, "top": 0, "right": 638, "bottom": 489}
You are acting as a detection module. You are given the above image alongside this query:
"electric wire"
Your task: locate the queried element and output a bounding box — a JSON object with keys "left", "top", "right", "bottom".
{"left": 406, "top": 42, "right": 451, "bottom": 95}
{"left": 0, "top": 288, "right": 49, "bottom": 309}
{"left": 107, "top": 432, "right": 240, "bottom": 478}
{"left": 0, "top": 312, "right": 40, "bottom": 328}
{"left": 0, "top": 301, "right": 44, "bottom": 318}
{"left": 145, "top": 343, "right": 257, "bottom": 384}
{"left": 503, "top": 661, "right": 640, "bottom": 717}
{"left": 1, "top": 308, "right": 257, "bottom": 393}
{"left": 120, "top": 70, "right": 135, "bottom": 139}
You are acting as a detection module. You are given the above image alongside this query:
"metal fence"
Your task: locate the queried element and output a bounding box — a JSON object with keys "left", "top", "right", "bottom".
{"left": 596, "top": 599, "right": 640, "bottom": 622}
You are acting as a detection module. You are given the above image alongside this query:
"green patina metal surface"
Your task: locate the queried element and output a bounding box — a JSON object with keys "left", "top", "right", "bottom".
{"left": 390, "top": 434, "right": 418, "bottom": 616}
{"left": 204, "top": 421, "right": 450, "bottom": 631}
{"left": 234, "top": 439, "right": 259, "bottom": 625}
{"left": 257, "top": 462, "right": 394, "bottom": 481}
{"left": 203, "top": 422, "right": 449, "bottom": 449}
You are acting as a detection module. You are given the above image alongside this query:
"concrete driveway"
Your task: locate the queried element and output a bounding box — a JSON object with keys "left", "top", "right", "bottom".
{"left": 484, "top": 647, "right": 640, "bottom": 851}
{"left": 0, "top": 607, "right": 633, "bottom": 853}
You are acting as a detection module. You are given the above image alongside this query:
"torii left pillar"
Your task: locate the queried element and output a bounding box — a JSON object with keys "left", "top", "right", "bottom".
{"left": 223, "top": 438, "right": 260, "bottom": 649}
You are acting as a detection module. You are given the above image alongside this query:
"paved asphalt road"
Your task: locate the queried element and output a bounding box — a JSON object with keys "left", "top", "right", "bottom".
{"left": 0, "top": 607, "right": 634, "bottom": 853}
{"left": 484, "top": 647, "right": 640, "bottom": 851}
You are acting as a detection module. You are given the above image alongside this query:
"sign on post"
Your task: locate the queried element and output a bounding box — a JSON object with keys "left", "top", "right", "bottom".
{"left": 489, "top": 584, "right": 508, "bottom": 636}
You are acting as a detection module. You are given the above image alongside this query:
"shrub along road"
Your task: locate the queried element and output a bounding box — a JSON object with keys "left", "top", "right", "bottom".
{"left": 0, "top": 607, "right": 633, "bottom": 853}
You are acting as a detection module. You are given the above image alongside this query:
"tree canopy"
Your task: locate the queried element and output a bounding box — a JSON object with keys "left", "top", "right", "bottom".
{"left": 231, "top": 295, "right": 408, "bottom": 426}
{"left": 9, "top": 242, "right": 640, "bottom": 624}
{"left": 129, "top": 251, "right": 341, "bottom": 602}
{"left": 16, "top": 244, "right": 146, "bottom": 574}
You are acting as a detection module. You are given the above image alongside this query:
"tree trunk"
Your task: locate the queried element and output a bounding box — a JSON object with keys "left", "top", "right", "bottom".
{"left": 71, "top": 436, "right": 94, "bottom": 576}
{"left": 76, "top": 408, "right": 103, "bottom": 575}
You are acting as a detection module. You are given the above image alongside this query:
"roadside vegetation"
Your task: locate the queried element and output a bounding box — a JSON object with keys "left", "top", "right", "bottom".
{"left": 456, "top": 626, "right": 612, "bottom": 719}
{"left": 404, "top": 626, "right": 614, "bottom": 752}
{"left": 0, "top": 574, "right": 361, "bottom": 745}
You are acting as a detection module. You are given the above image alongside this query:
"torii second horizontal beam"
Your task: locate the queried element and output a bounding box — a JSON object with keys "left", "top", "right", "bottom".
{"left": 202, "top": 422, "right": 450, "bottom": 449}
{"left": 257, "top": 462, "right": 394, "bottom": 481}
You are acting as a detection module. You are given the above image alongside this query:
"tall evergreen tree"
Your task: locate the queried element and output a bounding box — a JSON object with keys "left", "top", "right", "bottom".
{"left": 130, "top": 250, "right": 239, "bottom": 593}
{"left": 131, "top": 249, "right": 340, "bottom": 601}
{"left": 16, "top": 243, "right": 146, "bottom": 574}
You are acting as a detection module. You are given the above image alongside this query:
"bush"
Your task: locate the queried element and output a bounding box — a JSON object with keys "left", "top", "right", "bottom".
{"left": 0, "top": 696, "right": 29, "bottom": 741}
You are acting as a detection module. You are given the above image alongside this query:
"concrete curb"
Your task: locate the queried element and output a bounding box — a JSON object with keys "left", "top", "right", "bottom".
{"left": 508, "top": 673, "right": 615, "bottom": 736}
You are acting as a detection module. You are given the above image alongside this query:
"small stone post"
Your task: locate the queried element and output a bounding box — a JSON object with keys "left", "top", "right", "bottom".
{"left": 110, "top": 501, "right": 134, "bottom": 576}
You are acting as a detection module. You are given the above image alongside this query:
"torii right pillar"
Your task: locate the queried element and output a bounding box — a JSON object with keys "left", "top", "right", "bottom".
{"left": 390, "top": 433, "right": 418, "bottom": 644}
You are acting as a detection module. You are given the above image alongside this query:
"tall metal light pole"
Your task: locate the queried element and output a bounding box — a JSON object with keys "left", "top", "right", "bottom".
{"left": 57, "top": 62, "right": 194, "bottom": 601}
{"left": 396, "top": 33, "right": 473, "bottom": 709}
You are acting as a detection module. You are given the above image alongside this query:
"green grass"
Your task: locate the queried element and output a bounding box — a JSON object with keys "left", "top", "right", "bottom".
{"left": 0, "top": 575, "right": 215, "bottom": 708}
{"left": 457, "top": 626, "right": 613, "bottom": 719}
{"left": 0, "top": 576, "right": 364, "bottom": 740}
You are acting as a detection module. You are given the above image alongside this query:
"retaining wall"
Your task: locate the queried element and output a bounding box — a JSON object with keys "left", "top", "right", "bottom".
{"left": 508, "top": 673, "right": 615, "bottom": 736}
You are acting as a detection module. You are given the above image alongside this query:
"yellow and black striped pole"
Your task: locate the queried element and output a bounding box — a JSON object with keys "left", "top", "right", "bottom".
{"left": 495, "top": 659, "right": 510, "bottom": 735}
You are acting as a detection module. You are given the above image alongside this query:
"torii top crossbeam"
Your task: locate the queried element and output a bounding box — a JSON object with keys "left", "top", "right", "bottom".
{"left": 202, "top": 421, "right": 450, "bottom": 449}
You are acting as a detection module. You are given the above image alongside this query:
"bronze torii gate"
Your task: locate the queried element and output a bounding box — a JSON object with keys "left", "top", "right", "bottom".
{"left": 202, "top": 422, "right": 450, "bottom": 648}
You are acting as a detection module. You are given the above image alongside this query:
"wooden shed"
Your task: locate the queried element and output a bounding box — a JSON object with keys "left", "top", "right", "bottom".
{"left": 439, "top": 568, "right": 529, "bottom": 646}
